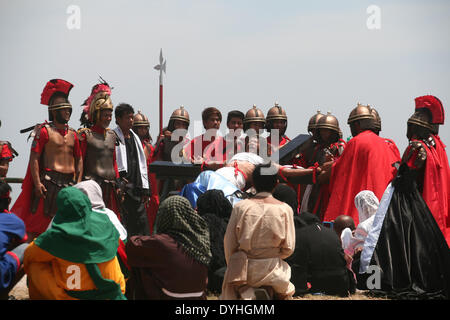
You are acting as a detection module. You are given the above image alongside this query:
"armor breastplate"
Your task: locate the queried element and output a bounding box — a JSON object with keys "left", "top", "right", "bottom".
{"left": 84, "top": 130, "right": 117, "bottom": 180}
{"left": 43, "top": 125, "right": 75, "bottom": 174}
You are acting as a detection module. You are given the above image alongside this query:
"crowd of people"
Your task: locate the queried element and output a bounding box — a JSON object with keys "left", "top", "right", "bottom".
{"left": 0, "top": 77, "right": 449, "bottom": 300}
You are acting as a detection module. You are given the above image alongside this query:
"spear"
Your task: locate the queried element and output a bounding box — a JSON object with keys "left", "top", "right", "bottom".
{"left": 154, "top": 49, "right": 166, "bottom": 135}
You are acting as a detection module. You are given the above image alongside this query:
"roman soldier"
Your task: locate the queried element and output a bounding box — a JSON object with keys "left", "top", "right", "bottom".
{"left": 289, "top": 110, "right": 324, "bottom": 168}
{"left": 153, "top": 106, "right": 191, "bottom": 162}
{"left": 243, "top": 105, "right": 270, "bottom": 159}
{"left": 266, "top": 102, "right": 290, "bottom": 152}
{"left": 132, "top": 111, "right": 160, "bottom": 234}
{"left": 300, "top": 112, "right": 346, "bottom": 219}
{"left": 12, "top": 79, "right": 83, "bottom": 239}
{"left": 401, "top": 95, "right": 449, "bottom": 245}
{"left": 283, "top": 110, "right": 323, "bottom": 213}
{"left": 77, "top": 81, "right": 121, "bottom": 213}
{"left": 133, "top": 111, "right": 153, "bottom": 159}
{"left": 321, "top": 103, "right": 401, "bottom": 225}
{"left": 153, "top": 106, "right": 192, "bottom": 199}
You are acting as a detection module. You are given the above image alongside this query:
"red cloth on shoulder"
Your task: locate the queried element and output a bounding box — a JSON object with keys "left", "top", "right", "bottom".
{"left": 323, "top": 130, "right": 400, "bottom": 225}
{"left": 421, "top": 135, "right": 450, "bottom": 246}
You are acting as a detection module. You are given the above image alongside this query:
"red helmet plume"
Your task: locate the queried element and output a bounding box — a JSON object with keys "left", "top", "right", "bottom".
{"left": 415, "top": 95, "right": 445, "bottom": 125}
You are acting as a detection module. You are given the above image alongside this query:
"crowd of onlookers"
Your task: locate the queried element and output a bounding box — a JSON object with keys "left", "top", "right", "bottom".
{"left": 1, "top": 163, "right": 381, "bottom": 300}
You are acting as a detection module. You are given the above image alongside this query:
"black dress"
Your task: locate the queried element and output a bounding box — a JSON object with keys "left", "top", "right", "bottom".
{"left": 357, "top": 163, "right": 450, "bottom": 299}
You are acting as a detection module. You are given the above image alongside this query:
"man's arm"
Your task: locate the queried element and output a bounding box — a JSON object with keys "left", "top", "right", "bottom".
{"left": 74, "top": 156, "right": 83, "bottom": 183}
{"left": 30, "top": 151, "right": 46, "bottom": 199}
{"left": 72, "top": 132, "right": 83, "bottom": 183}
{"left": 279, "top": 166, "right": 317, "bottom": 185}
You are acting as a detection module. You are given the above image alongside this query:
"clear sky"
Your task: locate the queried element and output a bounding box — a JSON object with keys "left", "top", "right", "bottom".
{"left": 1, "top": 0, "right": 449, "bottom": 202}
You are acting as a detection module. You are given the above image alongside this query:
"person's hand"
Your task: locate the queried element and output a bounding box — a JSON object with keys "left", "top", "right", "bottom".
{"left": 321, "top": 161, "right": 333, "bottom": 171}
{"left": 116, "top": 187, "right": 125, "bottom": 203}
{"left": 163, "top": 130, "right": 172, "bottom": 139}
{"left": 34, "top": 183, "right": 47, "bottom": 199}
{"left": 353, "top": 247, "right": 363, "bottom": 260}
{"left": 324, "top": 151, "right": 335, "bottom": 162}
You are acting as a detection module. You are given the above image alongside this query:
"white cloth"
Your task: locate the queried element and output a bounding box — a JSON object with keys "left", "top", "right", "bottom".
{"left": 215, "top": 167, "right": 247, "bottom": 190}
{"left": 300, "top": 184, "right": 313, "bottom": 214}
{"left": 360, "top": 182, "right": 395, "bottom": 273}
{"left": 113, "top": 126, "right": 149, "bottom": 190}
{"left": 216, "top": 152, "right": 265, "bottom": 190}
{"left": 354, "top": 190, "right": 380, "bottom": 223}
{"left": 226, "top": 152, "right": 264, "bottom": 165}
{"left": 341, "top": 190, "right": 380, "bottom": 255}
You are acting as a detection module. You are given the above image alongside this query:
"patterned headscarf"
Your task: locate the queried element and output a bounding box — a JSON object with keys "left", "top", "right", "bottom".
{"left": 154, "top": 195, "right": 212, "bottom": 266}
{"left": 354, "top": 190, "right": 380, "bottom": 223}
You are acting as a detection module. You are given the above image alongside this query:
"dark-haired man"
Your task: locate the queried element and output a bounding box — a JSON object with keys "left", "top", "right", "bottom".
{"left": 220, "top": 162, "right": 295, "bottom": 300}
{"left": 183, "top": 107, "right": 223, "bottom": 162}
{"left": 113, "top": 103, "right": 150, "bottom": 237}
{"left": 12, "top": 79, "right": 83, "bottom": 239}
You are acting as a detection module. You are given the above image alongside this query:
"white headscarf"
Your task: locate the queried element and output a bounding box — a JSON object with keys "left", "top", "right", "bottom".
{"left": 354, "top": 190, "right": 380, "bottom": 223}
{"left": 74, "top": 180, "right": 127, "bottom": 240}
{"left": 341, "top": 190, "right": 380, "bottom": 254}
{"left": 74, "top": 180, "right": 105, "bottom": 211}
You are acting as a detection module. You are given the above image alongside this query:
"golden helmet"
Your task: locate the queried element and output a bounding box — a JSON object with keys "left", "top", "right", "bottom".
{"left": 244, "top": 105, "right": 266, "bottom": 125}
{"left": 315, "top": 112, "right": 340, "bottom": 134}
{"left": 169, "top": 105, "right": 190, "bottom": 125}
{"left": 371, "top": 107, "right": 381, "bottom": 132}
{"left": 89, "top": 91, "right": 113, "bottom": 123}
{"left": 347, "top": 103, "right": 374, "bottom": 125}
{"left": 307, "top": 110, "right": 324, "bottom": 132}
{"left": 266, "top": 102, "right": 287, "bottom": 122}
{"left": 133, "top": 111, "right": 150, "bottom": 127}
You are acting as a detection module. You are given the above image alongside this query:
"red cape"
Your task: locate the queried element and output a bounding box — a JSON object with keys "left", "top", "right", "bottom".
{"left": 421, "top": 135, "right": 450, "bottom": 245}
{"left": 323, "top": 130, "right": 400, "bottom": 225}
{"left": 11, "top": 164, "right": 51, "bottom": 235}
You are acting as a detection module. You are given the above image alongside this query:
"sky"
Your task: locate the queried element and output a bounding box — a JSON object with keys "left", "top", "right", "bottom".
{"left": 1, "top": 0, "right": 449, "bottom": 203}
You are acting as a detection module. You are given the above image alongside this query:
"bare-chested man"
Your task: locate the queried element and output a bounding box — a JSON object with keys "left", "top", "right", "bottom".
{"left": 12, "top": 79, "right": 83, "bottom": 240}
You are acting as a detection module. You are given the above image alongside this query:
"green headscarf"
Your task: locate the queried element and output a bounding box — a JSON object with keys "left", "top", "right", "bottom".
{"left": 35, "top": 187, "right": 119, "bottom": 264}
{"left": 35, "top": 187, "right": 125, "bottom": 300}
{"left": 155, "top": 195, "right": 212, "bottom": 266}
